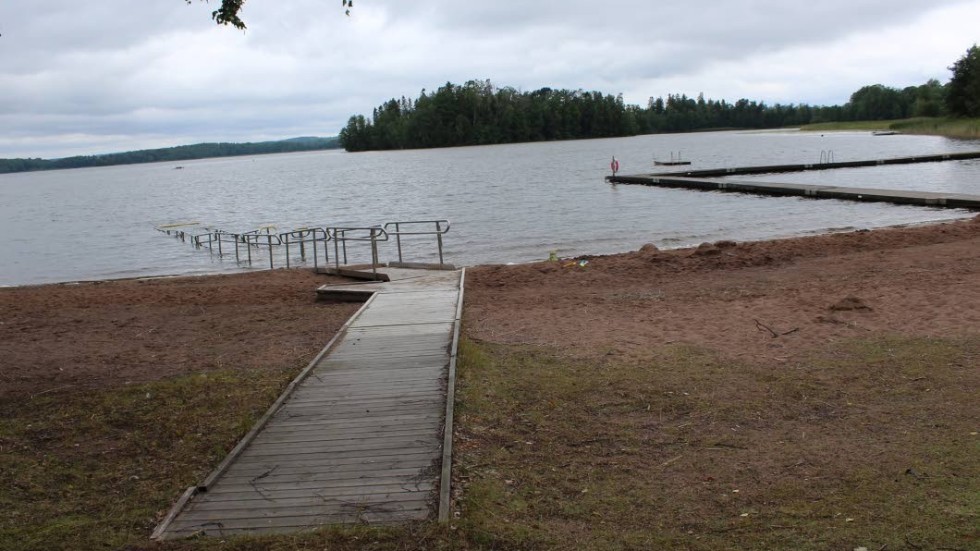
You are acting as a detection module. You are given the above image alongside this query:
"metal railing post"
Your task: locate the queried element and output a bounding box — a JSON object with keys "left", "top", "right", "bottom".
{"left": 267, "top": 231, "right": 274, "bottom": 270}
{"left": 370, "top": 227, "right": 379, "bottom": 278}
{"left": 395, "top": 222, "right": 403, "bottom": 263}
{"left": 312, "top": 230, "right": 319, "bottom": 271}
{"left": 436, "top": 220, "right": 444, "bottom": 267}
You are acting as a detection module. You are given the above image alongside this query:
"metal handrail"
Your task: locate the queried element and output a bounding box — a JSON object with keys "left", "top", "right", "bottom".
{"left": 383, "top": 219, "right": 451, "bottom": 267}
{"left": 211, "top": 227, "right": 282, "bottom": 269}
{"left": 158, "top": 218, "right": 452, "bottom": 273}
{"left": 279, "top": 228, "right": 331, "bottom": 270}
{"left": 327, "top": 226, "right": 388, "bottom": 278}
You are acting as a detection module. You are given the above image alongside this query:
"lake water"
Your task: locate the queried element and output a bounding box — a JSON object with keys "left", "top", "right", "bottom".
{"left": 2, "top": 130, "right": 979, "bottom": 287}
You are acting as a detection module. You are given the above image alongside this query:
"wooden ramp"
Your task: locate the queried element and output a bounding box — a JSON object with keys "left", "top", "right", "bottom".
{"left": 154, "top": 267, "right": 464, "bottom": 539}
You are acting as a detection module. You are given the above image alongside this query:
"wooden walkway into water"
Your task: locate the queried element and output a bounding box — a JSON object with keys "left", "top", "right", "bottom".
{"left": 607, "top": 151, "right": 980, "bottom": 209}
{"left": 153, "top": 267, "right": 464, "bottom": 539}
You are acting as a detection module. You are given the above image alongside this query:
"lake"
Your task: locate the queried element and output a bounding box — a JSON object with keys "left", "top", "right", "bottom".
{"left": 2, "top": 130, "right": 979, "bottom": 287}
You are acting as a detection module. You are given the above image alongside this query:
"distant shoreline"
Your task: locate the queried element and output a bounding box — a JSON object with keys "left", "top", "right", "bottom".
{"left": 801, "top": 116, "right": 980, "bottom": 139}
{"left": 0, "top": 136, "right": 341, "bottom": 175}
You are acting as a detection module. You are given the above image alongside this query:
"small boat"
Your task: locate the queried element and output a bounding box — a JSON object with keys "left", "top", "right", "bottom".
{"left": 872, "top": 130, "right": 900, "bottom": 136}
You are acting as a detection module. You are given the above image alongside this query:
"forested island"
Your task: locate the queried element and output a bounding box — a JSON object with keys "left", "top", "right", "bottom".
{"left": 0, "top": 136, "right": 340, "bottom": 174}
{"left": 337, "top": 79, "right": 948, "bottom": 152}
{"left": 339, "top": 45, "right": 979, "bottom": 151}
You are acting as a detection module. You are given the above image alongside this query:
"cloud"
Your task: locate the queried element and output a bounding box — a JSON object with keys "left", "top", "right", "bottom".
{"left": 1, "top": 0, "right": 978, "bottom": 158}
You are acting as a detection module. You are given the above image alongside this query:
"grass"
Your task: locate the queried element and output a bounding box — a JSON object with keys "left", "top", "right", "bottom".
{"left": 801, "top": 117, "right": 980, "bottom": 139}
{"left": 801, "top": 120, "right": 900, "bottom": 131}
{"left": 890, "top": 117, "right": 980, "bottom": 139}
{"left": 2, "top": 336, "right": 977, "bottom": 550}
{"left": 0, "top": 369, "right": 298, "bottom": 550}
{"left": 452, "top": 336, "right": 980, "bottom": 550}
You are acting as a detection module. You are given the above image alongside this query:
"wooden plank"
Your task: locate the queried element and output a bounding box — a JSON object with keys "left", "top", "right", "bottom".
{"left": 252, "top": 427, "right": 437, "bottom": 445}
{"left": 235, "top": 442, "right": 440, "bottom": 461}
{"left": 219, "top": 454, "right": 436, "bottom": 475}
{"left": 283, "top": 390, "right": 445, "bottom": 406}
{"left": 205, "top": 480, "right": 435, "bottom": 498}
{"left": 266, "top": 412, "right": 441, "bottom": 429}
{"left": 176, "top": 499, "right": 428, "bottom": 522}
{"left": 190, "top": 483, "right": 435, "bottom": 513}
{"left": 214, "top": 467, "right": 434, "bottom": 486}
{"left": 315, "top": 356, "right": 448, "bottom": 371}
{"left": 235, "top": 435, "right": 440, "bottom": 456}
{"left": 299, "top": 370, "right": 444, "bottom": 385}
{"left": 277, "top": 401, "right": 442, "bottom": 417}
{"left": 287, "top": 384, "right": 443, "bottom": 400}
{"left": 439, "top": 267, "right": 465, "bottom": 522}
{"left": 171, "top": 499, "right": 429, "bottom": 530}
{"left": 165, "top": 508, "right": 430, "bottom": 535}
{"left": 290, "top": 379, "right": 444, "bottom": 394}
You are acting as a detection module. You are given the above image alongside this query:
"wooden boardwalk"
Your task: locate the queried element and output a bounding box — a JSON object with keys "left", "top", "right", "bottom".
{"left": 154, "top": 267, "right": 464, "bottom": 539}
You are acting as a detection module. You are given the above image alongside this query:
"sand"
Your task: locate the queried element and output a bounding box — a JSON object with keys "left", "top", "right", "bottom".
{"left": 464, "top": 215, "right": 980, "bottom": 363}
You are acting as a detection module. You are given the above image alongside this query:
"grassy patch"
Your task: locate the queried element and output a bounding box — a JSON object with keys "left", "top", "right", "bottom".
{"left": 0, "top": 369, "right": 298, "bottom": 550}
{"left": 801, "top": 117, "right": 980, "bottom": 138}
{"left": 801, "top": 120, "right": 899, "bottom": 131}
{"left": 890, "top": 117, "right": 980, "bottom": 139}
{"left": 453, "top": 336, "right": 979, "bottom": 550}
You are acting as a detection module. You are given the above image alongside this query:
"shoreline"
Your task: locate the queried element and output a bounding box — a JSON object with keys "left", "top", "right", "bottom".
{"left": 3, "top": 213, "right": 976, "bottom": 290}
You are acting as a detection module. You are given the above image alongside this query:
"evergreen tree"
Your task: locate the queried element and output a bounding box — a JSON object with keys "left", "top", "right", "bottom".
{"left": 946, "top": 45, "right": 980, "bottom": 118}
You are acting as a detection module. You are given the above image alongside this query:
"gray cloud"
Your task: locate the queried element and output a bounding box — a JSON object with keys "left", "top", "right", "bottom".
{"left": 1, "top": 0, "right": 977, "bottom": 158}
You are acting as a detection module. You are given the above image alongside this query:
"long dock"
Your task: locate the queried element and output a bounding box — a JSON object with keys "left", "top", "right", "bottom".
{"left": 153, "top": 266, "right": 464, "bottom": 539}
{"left": 607, "top": 151, "right": 980, "bottom": 209}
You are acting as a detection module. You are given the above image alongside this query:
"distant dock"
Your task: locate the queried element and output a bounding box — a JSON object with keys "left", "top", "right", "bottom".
{"left": 607, "top": 151, "right": 980, "bottom": 209}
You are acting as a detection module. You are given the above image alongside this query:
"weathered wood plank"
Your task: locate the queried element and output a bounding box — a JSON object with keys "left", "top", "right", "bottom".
{"left": 204, "top": 482, "right": 435, "bottom": 499}
{"left": 220, "top": 454, "right": 436, "bottom": 475}
{"left": 237, "top": 435, "right": 440, "bottom": 456}
{"left": 189, "top": 483, "right": 435, "bottom": 512}
{"left": 215, "top": 467, "right": 435, "bottom": 486}
{"left": 266, "top": 412, "right": 442, "bottom": 429}
{"left": 283, "top": 393, "right": 445, "bottom": 408}
{"left": 165, "top": 508, "right": 430, "bottom": 535}
{"left": 252, "top": 428, "right": 438, "bottom": 447}
{"left": 315, "top": 355, "right": 449, "bottom": 370}
{"left": 175, "top": 499, "right": 429, "bottom": 522}
{"left": 277, "top": 401, "right": 442, "bottom": 417}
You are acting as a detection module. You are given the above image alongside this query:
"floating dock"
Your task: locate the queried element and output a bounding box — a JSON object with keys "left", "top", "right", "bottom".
{"left": 153, "top": 266, "right": 464, "bottom": 538}
{"left": 607, "top": 151, "right": 980, "bottom": 209}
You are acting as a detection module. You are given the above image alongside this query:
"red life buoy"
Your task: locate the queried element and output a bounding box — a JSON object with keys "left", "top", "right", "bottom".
{"left": 610, "top": 157, "right": 620, "bottom": 173}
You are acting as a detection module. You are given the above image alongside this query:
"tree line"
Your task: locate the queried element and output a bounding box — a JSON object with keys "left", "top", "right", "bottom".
{"left": 0, "top": 137, "right": 340, "bottom": 175}
{"left": 340, "top": 45, "right": 980, "bottom": 152}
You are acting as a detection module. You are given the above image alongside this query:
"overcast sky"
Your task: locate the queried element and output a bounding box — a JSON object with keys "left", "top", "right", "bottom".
{"left": 1, "top": 0, "right": 978, "bottom": 158}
